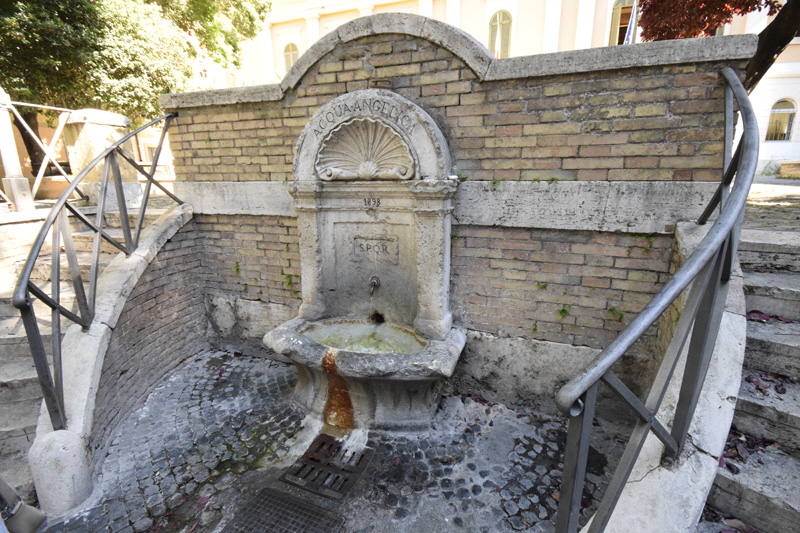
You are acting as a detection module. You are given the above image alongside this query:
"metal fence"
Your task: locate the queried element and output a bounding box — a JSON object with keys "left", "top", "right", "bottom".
{"left": 553, "top": 67, "right": 758, "bottom": 532}
{"left": 11, "top": 112, "right": 180, "bottom": 431}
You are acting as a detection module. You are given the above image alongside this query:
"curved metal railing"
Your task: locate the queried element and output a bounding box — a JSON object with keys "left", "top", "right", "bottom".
{"left": 554, "top": 67, "right": 758, "bottom": 532}
{"left": 12, "top": 113, "right": 181, "bottom": 431}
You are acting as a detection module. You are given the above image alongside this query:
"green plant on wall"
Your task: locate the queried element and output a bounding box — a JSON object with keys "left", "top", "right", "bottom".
{"left": 531, "top": 323, "right": 538, "bottom": 334}
{"left": 283, "top": 273, "right": 300, "bottom": 297}
{"left": 557, "top": 305, "right": 570, "bottom": 320}
{"left": 632, "top": 233, "right": 656, "bottom": 253}
{"left": 232, "top": 262, "right": 240, "bottom": 274}
{"left": 607, "top": 306, "right": 625, "bottom": 322}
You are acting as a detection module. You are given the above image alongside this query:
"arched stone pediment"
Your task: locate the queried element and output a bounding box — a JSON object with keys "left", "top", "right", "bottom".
{"left": 295, "top": 89, "right": 451, "bottom": 181}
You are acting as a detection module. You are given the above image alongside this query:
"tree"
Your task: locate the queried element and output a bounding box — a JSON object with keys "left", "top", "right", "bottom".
{"left": 0, "top": 0, "right": 270, "bottom": 172}
{"left": 153, "top": 0, "right": 272, "bottom": 68}
{"left": 638, "top": 0, "right": 800, "bottom": 92}
{"left": 0, "top": 0, "right": 103, "bottom": 172}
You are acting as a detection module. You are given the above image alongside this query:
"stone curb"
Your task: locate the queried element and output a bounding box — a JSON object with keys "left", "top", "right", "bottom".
{"left": 28, "top": 203, "right": 194, "bottom": 516}
{"left": 598, "top": 222, "right": 746, "bottom": 532}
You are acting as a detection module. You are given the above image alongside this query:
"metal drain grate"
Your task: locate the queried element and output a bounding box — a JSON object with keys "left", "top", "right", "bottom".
{"left": 221, "top": 488, "right": 344, "bottom": 533}
{"left": 280, "top": 433, "right": 374, "bottom": 500}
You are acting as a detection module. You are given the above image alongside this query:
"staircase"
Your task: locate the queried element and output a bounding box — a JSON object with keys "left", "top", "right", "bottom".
{"left": 0, "top": 206, "right": 163, "bottom": 499}
{"left": 699, "top": 228, "right": 800, "bottom": 532}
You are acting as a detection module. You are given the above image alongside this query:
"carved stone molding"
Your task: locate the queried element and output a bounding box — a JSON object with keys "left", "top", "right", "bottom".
{"left": 315, "top": 117, "right": 415, "bottom": 181}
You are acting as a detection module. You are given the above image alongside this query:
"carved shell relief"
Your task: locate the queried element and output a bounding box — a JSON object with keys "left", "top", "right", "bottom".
{"left": 315, "top": 118, "right": 416, "bottom": 181}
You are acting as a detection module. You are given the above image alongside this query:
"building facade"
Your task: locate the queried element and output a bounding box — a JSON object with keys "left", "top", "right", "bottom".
{"left": 193, "top": 0, "right": 799, "bottom": 174}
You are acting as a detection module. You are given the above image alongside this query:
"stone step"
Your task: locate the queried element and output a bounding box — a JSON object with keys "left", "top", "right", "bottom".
{"left": 0, "top": 399, "right": 40, "bottom": 501}
{"left": 103, "top": 208, "right": 165, "bottom": 230}
{"left": 746, "top": 320, "right": 800, "bottom": 379}
{"left": 71, "top": 227, "right": 129, "bottom": 254}
{"left": 0, "top": 357, "right": 41, "bottom": 405}
{"left": 707, "top": 449, "right": 800, "bottom": 533}
{"left": 734, "top": 370, "right": 800, "bottom": 454}
{"left": 743, "top": 271, "right": 800, "bottom": 321}
{"left": 0, "top": 282, "right": 78, "bottom": 318}
{"left": 19, "top": 249, "right": 119, "bottom": 283}
{"left": 0, "top": 397, "right": 40, "bottom": 437}
{"left": 0, "top": 316, "right": 64, "bottom": 360}
{"left": 738, "top": 229, "right": 800, "bottom": 272}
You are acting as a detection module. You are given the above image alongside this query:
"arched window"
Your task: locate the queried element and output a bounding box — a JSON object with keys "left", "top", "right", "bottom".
{"left": 284, "top": 43, "right": 299, "bottom": 71}
{"left": 765, "top": 100, "right": 796, "bottom": 141}
{"left": 489, "top": 11, "right": 512, "bottom": 59}
{"left": 609, "top": 0, "right": 636, "bottom": 46}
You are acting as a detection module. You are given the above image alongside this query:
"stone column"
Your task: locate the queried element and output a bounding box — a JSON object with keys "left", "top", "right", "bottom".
{"left": 418, "top": 0, "right": 434, "bottom": 18}
{"left": 445, "top": 0, "right": 461, "bottom": 27}
{"left": 542, "top": 0, "right": 563, "bottom": 53}
{"left": 292, "top": 181, "right": 326, "bottom": 320}
{"left": 305, "top": 14, "right": 320, "bottom": 47}
{"left": 0, "top": 88, "right": 34, "bottom": 211}
{"left": 411, "top": 179, "right": 457, "bottom": 340}
{"left": 63, "top": 109, "right": 141, "bottom": 210}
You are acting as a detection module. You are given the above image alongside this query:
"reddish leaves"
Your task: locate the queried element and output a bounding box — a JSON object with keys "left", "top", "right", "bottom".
{"left": 639, "top": 0, "right": 781, "bottom": 41}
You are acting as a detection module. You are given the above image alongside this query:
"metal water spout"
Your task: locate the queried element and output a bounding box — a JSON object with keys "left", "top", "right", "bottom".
{"left": 369, "top": 276, "right": 381, "bottom": 296}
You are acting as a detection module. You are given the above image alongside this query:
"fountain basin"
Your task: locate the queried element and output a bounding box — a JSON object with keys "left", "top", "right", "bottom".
{"left": 263, "top": 317, "right": 466, "bottom": 430}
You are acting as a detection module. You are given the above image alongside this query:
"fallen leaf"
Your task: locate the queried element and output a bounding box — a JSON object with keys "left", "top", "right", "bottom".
{"left": 721, "top": 517, "right": 758, "bottom": 533}
{"left": 725, "top": 460, "right": 740, "bottom": 475}
{"left": 776, "top": 383, "right": 786, "bottom": 394}
{"left": 746, "top": 310, "right": 770, "bottom": 322}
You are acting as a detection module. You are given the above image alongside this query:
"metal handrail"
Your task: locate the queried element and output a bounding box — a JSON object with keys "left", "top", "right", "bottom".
{"left": 12, "top": 112, "right": 181, "bottom": 431}
{"left": 554, "top": 67, "right": 758, "bottom": 532}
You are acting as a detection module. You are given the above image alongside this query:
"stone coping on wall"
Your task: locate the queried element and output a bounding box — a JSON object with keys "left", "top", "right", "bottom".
{"left": 160, "top": 13, "right": 757, "bottom": 110}
{"left": 174, "top": 180, "right": 719, "bottom": 234}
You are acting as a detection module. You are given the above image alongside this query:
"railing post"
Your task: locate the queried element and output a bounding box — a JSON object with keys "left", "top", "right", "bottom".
{"left": 555, "top": 383, "right": 598, "bottom": 533}
{"left": 670, "top": 244, "right": 729, "bottom": 455}
{"left": 19, "top": 304, "right": 65, "bottom": 430}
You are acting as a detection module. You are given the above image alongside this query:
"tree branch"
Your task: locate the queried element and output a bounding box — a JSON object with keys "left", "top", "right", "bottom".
{"left": 744, "top": 0, "right": 800, "bottom": 92}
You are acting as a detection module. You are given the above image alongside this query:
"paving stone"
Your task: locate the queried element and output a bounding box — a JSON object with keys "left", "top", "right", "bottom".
{"left": 41, "top": 349, "right": 622, "bottom": 532}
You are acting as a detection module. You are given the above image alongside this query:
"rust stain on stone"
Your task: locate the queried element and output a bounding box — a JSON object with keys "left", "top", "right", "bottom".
{"left": 322, "top": 348, "right": 354, "bottom": 430}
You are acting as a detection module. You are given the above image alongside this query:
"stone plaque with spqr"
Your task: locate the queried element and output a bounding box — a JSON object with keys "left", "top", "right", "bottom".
{"left": 352, "top": 235, "right": 399, "bottom": 264}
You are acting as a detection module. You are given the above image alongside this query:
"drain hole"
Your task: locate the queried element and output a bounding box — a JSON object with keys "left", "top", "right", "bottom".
{"left": 370, "top": 312, "right": 385, "bottom": 324}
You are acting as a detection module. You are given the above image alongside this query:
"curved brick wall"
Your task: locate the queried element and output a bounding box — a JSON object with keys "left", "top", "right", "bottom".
{"left": 89, "top": 222, "right": 209, "bottom": 461}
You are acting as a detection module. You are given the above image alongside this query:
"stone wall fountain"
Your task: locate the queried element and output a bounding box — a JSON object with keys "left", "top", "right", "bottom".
{"left": 263, "top": 89, "right": 466, "bottom": 430}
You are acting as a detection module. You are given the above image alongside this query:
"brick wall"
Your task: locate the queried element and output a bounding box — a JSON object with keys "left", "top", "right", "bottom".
{"left": 196, "top": 214, "right": 301, "bottom": 307}
{"left": 90, "top": 223, "right": 208, "bottom": 459}
{"left": 451, "top": 227, "right": 672, "bottom": 354}
{"left": 161, "top": 28, "right": 749, "bottom": 394}
{"left": 169, "top": 34, "right": 741, "bottom": 185}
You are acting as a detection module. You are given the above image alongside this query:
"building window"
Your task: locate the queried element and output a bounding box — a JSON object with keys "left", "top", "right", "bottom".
{"left": 765, "top": 99, "right": 796, "bottom": 141}
{"left": 489, "top": 11, "right": 512, "bottom": 59}
{"left": 284, "top": 43, "right": 299, "bottom": 71}
{"left": 609, "top": 0, "right": 636, "bottom": 46}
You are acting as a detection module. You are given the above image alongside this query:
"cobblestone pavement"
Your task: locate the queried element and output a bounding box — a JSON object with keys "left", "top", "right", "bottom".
{"left": 44, "top": 350, "right": 614, "bottom": 533}
{"left": 743, "top": 177, "right": 800, "bottom": 232}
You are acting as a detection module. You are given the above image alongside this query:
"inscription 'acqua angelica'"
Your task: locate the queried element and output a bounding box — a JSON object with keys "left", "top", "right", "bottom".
{"left": 313, "top": 97, "right": 418, "bottom": 138}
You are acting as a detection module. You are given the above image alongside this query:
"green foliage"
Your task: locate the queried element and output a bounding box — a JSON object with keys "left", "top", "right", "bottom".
{"left": 557, "top": 305, "right": 571, "bottom": 320}
{"left": 536, "top": 281, "right": 548, "bottom": 289}
{"left": 531, "top": 323, "right": 538, "bottom": 334}
{"left": 0, "top": 0, "right": 270, "bottom": 125}
{"left": 0, "top": 0, "right": 101, "bottom": 109}
{"left": 232, "top": 261, "right": 240, "bottom": 274}
{"left": 91, "top": 0, "right": 195, "bottom": 122}
{"left": 153, "top": 0, "right": 271, "bottom": 68}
